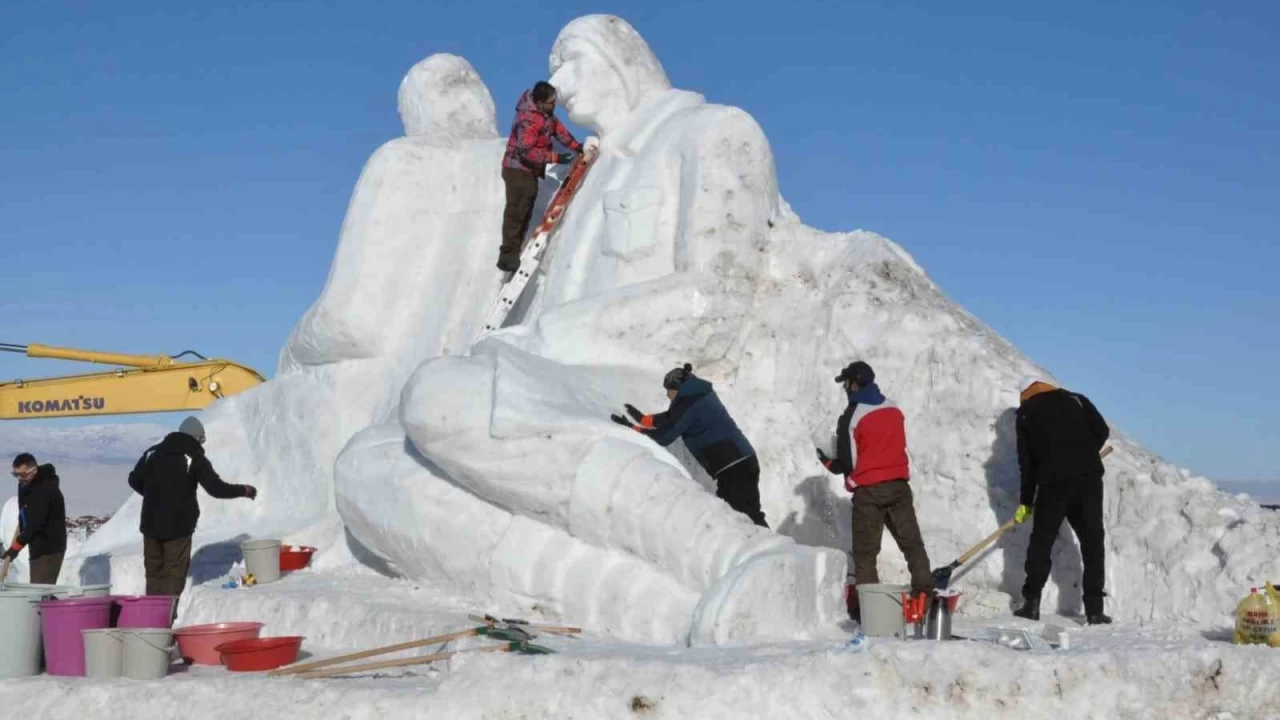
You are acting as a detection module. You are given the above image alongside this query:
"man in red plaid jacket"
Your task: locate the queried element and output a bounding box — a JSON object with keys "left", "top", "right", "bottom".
{"left": 497, "top": 81, "right": 583, "bottom": 271}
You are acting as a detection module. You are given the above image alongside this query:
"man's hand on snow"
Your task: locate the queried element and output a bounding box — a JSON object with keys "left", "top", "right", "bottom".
{"left": 556, "top": 152, "right": 575, "bottom": 164}
{"left": 610, "top": 413, "right": 635, "bottom": 429}
{"left": 1014, "top": 504, "right": 1033, "bottom": 524}
{"left": 815, "top": 447, "right": 831, "bottom": 465}
{"left": 584, "top": 136, "right": 600, "bottom": 155}
{"left": 242, "top": 485, "right": 259, "bottom": 500}
{"left": 624, "top": 403, "right": 645, "bottom": 423}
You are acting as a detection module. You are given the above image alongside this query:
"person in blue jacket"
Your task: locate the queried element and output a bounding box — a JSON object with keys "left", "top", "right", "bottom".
{"left": 612, "top": 364, "right": 768, "bottom": 527}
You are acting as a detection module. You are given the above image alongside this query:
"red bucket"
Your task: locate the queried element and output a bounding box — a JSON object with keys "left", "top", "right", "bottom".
{"left": 215, "top": 636, "right": 304, "bottom": 672}
{"left": 174, "top": 622, "right": 266, "bottom": 665}
{"left": 279, "top": 546, "right": 317, "bottom": 572}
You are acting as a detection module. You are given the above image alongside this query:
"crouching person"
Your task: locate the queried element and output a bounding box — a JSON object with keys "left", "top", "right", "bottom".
{"left": 613, "top": 364, "right": 768, "bottom": 527}
{"left": 818, "top": 361, "right": 933, "bottom": 622}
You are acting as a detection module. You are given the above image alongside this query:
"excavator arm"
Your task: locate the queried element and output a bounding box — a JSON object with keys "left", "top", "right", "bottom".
{"left": 0, "top": 342, "right": 265, "bottom": 419}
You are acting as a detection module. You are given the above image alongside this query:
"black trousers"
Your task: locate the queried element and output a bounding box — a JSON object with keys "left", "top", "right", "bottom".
{"left": 716, "top": 456, "right": 768, "bottom": 528}
{"left": 1022, "top": 473, "right": 1106, "bottom": 608}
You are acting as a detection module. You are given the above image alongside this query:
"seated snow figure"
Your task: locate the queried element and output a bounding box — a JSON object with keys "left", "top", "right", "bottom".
{"left": 378, "top": 14, "right": 846, "bottom": 645}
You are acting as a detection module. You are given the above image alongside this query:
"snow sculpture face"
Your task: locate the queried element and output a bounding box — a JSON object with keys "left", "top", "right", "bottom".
{"left": 397, "top": 53, "right": 497, "bottom": 137}
{"left": 548, "top": 15, "right": 671, "bottom": 135}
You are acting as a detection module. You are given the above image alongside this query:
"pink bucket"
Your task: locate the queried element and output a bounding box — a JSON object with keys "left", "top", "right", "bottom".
{"left": 39, "top": 596, "right": 114, "bottom": 676}
{"left": 114, "top": 596, "right": 177, "bottom": 629}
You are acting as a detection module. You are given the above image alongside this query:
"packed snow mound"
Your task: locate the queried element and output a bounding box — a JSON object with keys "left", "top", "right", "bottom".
{"left": 62, "top": 15, "right": 1277, "bottom": 643}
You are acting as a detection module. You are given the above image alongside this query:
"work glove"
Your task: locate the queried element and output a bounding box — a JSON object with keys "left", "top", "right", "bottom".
{"left": 242, "top": 485, "right": 259, "bottom": 500}
{"left": 624, "top": 403, "right": 644, "bottom": 423}
{"left": 1014, "top": 504, "right": 1033, "bottom": 524}
{"left": 556, "top": 152, "right": 575, "bottom": 164}
{"left": 815, "top": 447, "right": 831, "bottom": 464}
{"left": 609, "top": 413, "right": 634, "bottom": 428}
{"left": 1, "top": 546, "right": 19, "bottom": 562}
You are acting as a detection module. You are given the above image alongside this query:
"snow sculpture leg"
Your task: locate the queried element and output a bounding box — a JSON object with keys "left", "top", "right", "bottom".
{"left": 400, "top": 340, "right": 845, "bottom": 642}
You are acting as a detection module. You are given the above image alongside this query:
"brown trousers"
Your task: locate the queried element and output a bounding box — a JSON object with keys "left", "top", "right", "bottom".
{"left": 852, "top": 480, "right": 934, "bottom": 594}
{"left": 29, "top": 552, "right": 65, "bottom": 585}
{"left": 500, "top": 167, "right": 540, "bottom": 257}
{"left": 144, "top": 535, "right": 192, "bottom": 604}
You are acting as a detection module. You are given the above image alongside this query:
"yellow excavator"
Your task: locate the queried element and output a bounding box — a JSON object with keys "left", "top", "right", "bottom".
{"left": 0, "top": 342, "right": 266, "bottom": 420}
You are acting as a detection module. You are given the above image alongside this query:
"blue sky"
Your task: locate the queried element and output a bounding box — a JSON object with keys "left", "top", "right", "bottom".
{"left": 2, "top": 1, "right": 1276, "bottom": 482}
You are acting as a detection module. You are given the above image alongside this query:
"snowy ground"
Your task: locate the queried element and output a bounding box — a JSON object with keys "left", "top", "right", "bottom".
{"left": 3, "top": 567, "right": 1278, "bottom": 719}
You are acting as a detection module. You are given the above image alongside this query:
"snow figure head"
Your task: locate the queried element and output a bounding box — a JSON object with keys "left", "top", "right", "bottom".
{"left": 397, "top": 53, "right": 497, "bottom": 137}
{"left": 549, "top": 15, "right": 672, "bottom": 136}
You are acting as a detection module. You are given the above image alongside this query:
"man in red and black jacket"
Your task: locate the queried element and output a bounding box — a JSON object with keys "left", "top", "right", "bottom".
{"left": 497, "top": 81, "right": 583, "bottom": 272}
{"left": 817, "top": 361, "right": 933, "bottom": 622}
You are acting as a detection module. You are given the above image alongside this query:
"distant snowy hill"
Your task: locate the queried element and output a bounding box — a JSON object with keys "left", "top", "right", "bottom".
{"left": 0, "top": 423, "right": 167, "bottom": 516}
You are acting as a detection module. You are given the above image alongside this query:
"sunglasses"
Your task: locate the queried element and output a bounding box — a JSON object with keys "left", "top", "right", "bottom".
{"left": 11, "top": 469, "right": 35, "bottom": 479}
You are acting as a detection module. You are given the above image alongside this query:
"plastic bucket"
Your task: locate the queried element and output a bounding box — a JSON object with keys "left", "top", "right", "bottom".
{"left": 279, "top": 545, "right": 317, "bottom": 572}
{"left": 240, "top": 539, "right": 283, "bottom": 584}
{"left": 120, "top": 628, "right": 175, "bottom": 680}
{"left": 3, "top": 582, "right": 111, "bottom": 598}
{"left": 0, "top": 589, "right": 48, "bottom": 678}
{"left": 856, "top": 583, "right": 909, "bottom": 639}
{"left": 174, "top": 622, "right": 266, "bottom": 665}
{"left": 115, "top": 596, "right": 177, "bottom": 629}
{"left": 82, "top": 628, "right": 125, "bottom": 678}
{"left": 215, "top": 636, "right": 303, "bottom": 672}
{"left": 40, "top": 596, "right": 114, "bottom": 676}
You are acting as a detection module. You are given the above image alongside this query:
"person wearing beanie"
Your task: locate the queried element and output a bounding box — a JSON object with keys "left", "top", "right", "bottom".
{"left": 127, "top": 416, "right": 257, "bottom": 615}
{"left": 3, "top": 452, "right": 67, "bottom": 584}
{"left": 817, "top": 361, "right": 933, "bottom": 622}
{"left": 1011, "top": 374, "right": 1113, "bottom": 624}
{"left": 611, "top": 364, "right": 768, "bottom": 527}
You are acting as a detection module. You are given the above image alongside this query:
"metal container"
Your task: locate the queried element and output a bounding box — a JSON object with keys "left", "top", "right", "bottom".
{"left": 923, "top": 590, "right": 960, "bottom": 640}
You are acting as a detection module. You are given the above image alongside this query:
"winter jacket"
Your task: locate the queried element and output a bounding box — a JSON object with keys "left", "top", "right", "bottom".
{"left": 14, "top": 464, "right": 67, "bottom": 560}
{"left": 637, "top": 376, "right": 756, "bottom": 478}
{"left": 502, "top": 90, "right": 582, "bottom": 178}
{"left": 821, "top": 383, "right": 910, "bottom": 491}
{"left": 1016, "top": 386, "right": 1110, "bottom": 506}
{"left": 127, "top": 432, "right": 249, "bottom": 541}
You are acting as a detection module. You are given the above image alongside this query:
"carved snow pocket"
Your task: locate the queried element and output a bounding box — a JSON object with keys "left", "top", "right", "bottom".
{"left": 603, "top": 187, "right": 663, "bottom": 261}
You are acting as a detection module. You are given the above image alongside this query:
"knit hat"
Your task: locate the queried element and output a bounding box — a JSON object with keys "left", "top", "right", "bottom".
{"left": 1017, "top": 375, "right": 1042, "bottom": 394}
{"left": 663, "top": 363, "right": 693, "bottom": 390}
{"left": 179, "top": 416, "right": 206, "bottom": 443}
{"left": 835, "top": 361, "right": 875, "bottom": 387}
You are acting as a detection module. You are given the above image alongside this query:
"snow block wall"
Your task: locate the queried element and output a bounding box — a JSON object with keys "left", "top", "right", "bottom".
{"left": 65, "top": 16, "right": 1277, "bottom": 642}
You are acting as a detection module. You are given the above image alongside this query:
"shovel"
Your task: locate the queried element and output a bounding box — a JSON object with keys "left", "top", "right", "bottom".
{"left": 932, "top": 445, "right": 1113, "bottom": 590}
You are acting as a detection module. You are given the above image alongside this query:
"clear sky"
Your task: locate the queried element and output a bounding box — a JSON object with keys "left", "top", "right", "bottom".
{"left": 2, "top": 1, "right": 1276, "bottom": 483}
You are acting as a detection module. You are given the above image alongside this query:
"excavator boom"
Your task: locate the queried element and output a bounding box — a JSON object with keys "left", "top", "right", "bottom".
{"left": 0, "top": 342, "right": 266, "bottom": 419}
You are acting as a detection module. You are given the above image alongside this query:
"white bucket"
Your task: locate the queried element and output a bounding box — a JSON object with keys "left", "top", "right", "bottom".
{"left": 856, "top": 583, "right": 909, "bottom": 639}
{"left": 0, "top": 590, "right": 48, "bottom": 678}
{"left": 240, "top": 539, "right": 283, "bottom": 584}
{"left": 120, "top": 628, "right": 174, "bottom": 680}
{"left": 83, "top": 628, "right": 124, "bottom": 678}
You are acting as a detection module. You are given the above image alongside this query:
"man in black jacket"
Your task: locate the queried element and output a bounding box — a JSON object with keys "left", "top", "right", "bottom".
{"left": 1012, "top": 375, "right": 1112, "bottom": 625}
{"left": 3, "top": 453, "right": 68, "bottom": 584}
{"left": 128, "top": 417, "right": 257, "bottom": 606}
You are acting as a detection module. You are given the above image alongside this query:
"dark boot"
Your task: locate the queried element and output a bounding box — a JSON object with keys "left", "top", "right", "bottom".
{"left": 496, "top": 252, "right": 521, "bottom": 272}
{"left": 845, "top": 584, "right": 861, "bottom": 624}
{"left": 1084, "top": 593, "right": 1111, "bottom": 625}
{"left": 1013, "top": 595, "right": 1040, "bottom": 621}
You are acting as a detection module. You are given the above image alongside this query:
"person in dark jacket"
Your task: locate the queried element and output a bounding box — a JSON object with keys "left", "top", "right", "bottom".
{"left": 612, "top": 364, "right": 768, "bottom": 527}
{"left": 3, "top": 453, "right": 67, "bottom": 584}
{"left": 817, "top": 361, "right": 933, "bottom": 622}
{"left": 1011, "top": 375, "right": 1112, "bottom": 625}
{"left": 497, "top": 81, "right": 584, "bottom": 272}
{"left": 127, "top": 417, "right": 257, "bottom": 607}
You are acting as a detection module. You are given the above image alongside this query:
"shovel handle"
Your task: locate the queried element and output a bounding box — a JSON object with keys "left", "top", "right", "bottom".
{"left": 953, "top": 518, "right": 1018, "bottom": 567}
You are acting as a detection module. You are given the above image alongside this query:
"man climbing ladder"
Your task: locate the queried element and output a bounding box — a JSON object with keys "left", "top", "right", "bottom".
{"left": 476, "top": 139, "right": 597, "bottom": 340}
